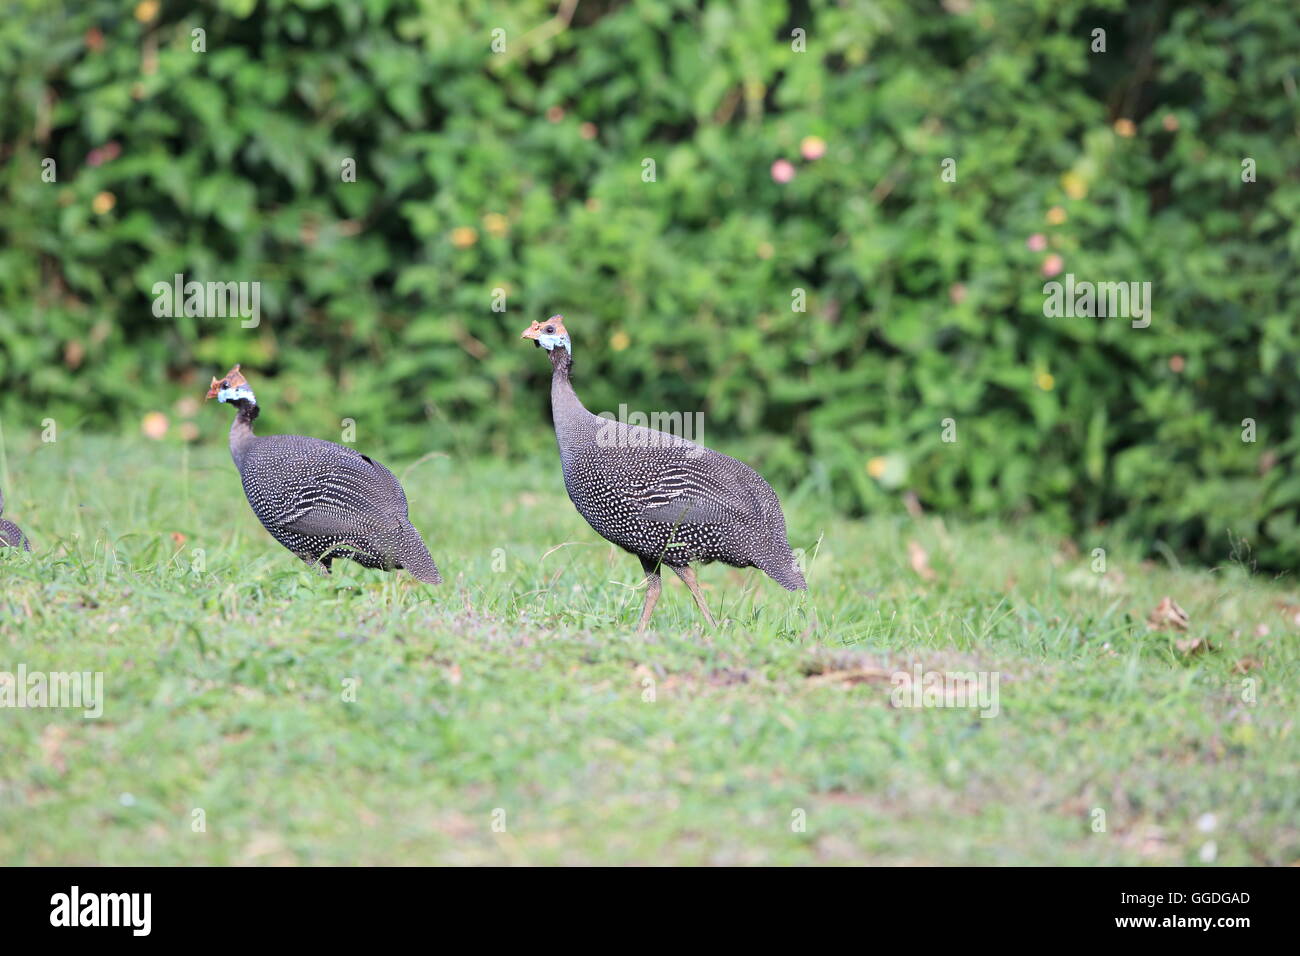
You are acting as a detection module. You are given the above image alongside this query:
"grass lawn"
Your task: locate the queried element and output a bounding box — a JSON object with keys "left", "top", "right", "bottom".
{"left": 0, "top": 434, "right": 1295, "bottom": 865}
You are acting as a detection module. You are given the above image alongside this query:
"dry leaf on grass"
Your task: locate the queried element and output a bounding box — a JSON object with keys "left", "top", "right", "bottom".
{"left": 1175, "top": 636, "right": 1214, "bottom": 655}
{"left": 1147, "top": 596, "right": 1189, "bottom": 630}
{"left": 805, "top": 667, "right": 894, "bottom": 688}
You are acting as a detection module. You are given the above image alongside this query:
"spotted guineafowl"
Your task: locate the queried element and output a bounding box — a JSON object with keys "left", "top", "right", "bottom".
{"left": 0, "top": 486, "right": 31, "bottom": 551}
{"left": 206, "top": 365, "right": 441, "bottom": 582}
{"left": 521, "top": 316, "right": 806, "bottom": 631}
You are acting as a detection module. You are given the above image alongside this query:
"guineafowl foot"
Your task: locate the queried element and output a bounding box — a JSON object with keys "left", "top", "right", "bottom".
{"left": 671, "top": 565, "right": 717, "bottom": 628}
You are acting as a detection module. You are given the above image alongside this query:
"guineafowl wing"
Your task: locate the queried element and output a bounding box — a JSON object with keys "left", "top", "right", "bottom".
{"left": 640, "top": 496, "right": 733, "bottom": 525}
{"left": 278, "top": 505, "right": 391, "bottom": 539}
{"left": 252, "top": 439, "right": 410, "bottom": 535}
{"left": 287, "top": 466, "right": 404, "bottom": 527}
{"left": 626, "top": 444, "right": 771, "bottom": 527}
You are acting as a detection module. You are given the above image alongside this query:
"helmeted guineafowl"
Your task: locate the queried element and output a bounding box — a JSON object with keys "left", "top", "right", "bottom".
{"left": 521, "top": 316, "right": 806, "bottom": 631}
{"left": 0, "top": 487, "right": 31, "bottom": 551}
{"left": 206, "top": 365, "right": 441, "bottom": 582}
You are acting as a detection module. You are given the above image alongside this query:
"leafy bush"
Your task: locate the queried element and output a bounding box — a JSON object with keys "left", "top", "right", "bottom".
{"left": 0, "top": 0, "right": 1295, "bottom": 567}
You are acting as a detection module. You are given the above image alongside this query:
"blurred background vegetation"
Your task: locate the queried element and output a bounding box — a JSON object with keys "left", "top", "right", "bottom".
{"left": 0, "top": 0, "right": 1295, "bottom": 568}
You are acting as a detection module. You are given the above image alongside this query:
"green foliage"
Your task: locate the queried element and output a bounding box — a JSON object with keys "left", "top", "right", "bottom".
{"left": 0, "top": 0, "right": 1295, "bottom": 567}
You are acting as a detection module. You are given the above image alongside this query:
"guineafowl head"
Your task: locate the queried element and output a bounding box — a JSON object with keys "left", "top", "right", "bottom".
{"left": 521, "top": 316, "right": 571, "bottom": 352}
{"left": 206, "top": 364, "right": 257, "bottom": 406}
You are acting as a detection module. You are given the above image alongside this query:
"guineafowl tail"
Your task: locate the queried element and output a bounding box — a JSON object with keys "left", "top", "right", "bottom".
{"left": 760, "top": 550, "right": 807, "bottom": 591}
{"left": 395, "top": 522, "right": 441, "bottom": 584}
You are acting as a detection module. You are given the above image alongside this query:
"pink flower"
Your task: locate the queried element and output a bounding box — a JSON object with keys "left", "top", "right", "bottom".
{"left": 1026, "top": 233, "right": 1047, "bottom": 252}
{"left": 949, "top": 283, "right": 967, "bottom": 304}
{"left": 1041, "top": 254, "right": 1064, "bottom": 277}
{"left": 86, "top": 141, "right": 121, "bottom": 167}
{"left": 771, "top": 159, "right": 795, "bottom": 184}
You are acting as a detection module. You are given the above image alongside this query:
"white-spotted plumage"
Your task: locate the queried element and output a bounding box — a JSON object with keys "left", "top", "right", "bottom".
{"left": 560, "top": 416, "right": 804, "bottom": 587}
{"left": 523, "top": 317, "right": 805, "bottom": 630}
{"left": 0, "top": 486, "right": 31, "bottom": 551}
{"left": 211, "top": 367, "right": 440, "bottom": 582}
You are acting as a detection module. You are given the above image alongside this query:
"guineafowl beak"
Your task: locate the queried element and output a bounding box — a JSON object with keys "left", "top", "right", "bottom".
{"left": 520, "top": 316, "right": 571, "bottom": 352}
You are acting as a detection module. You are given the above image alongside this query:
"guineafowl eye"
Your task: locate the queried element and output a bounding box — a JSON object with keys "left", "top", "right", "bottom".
{"left": 544, "top": 325, "right": 555, "bottom": 334}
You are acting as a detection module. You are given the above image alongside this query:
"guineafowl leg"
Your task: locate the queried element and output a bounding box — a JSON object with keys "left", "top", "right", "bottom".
{"left": 671, "top": 565, "right": 717, "bottom": 628}
{"left": 636, "top": 558, "right": 662, "bottom": 633}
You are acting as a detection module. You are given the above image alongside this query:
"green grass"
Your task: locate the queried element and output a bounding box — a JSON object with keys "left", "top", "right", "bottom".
{"left": 0, "top": 434, "right": 1296, "bottom": 865}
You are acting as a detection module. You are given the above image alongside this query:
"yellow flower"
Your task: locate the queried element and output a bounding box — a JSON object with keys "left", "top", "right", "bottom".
{"left": 800, "top": 135, "right": 827, "bottom": 160}
{"left": 867, "top": 457, "right": 887, "bottom": 478}
{"left": 1035, "top": 371, "right": 1055, "bottom": 391}
{"left": 1113, "top": 118, "right": 1136, "bottom": 138}
{"left": 92, "top": 191, "right": 116, "bottom": 215}
{"left": 482, "top": 213, "right": 508, "bottom": 237}
{"left": 1061, "top": 171, "right": 1087, "bottom": 200}
{"left": 450, "top": 226, "right": 478, "bottom": 248}
{"left": 134, "top": 0, "right": 159, "bottom": 23}
{"left": 1046, "top": 205, "right": 1067, "bottom": 225}
{"left": 610, "top": 331, "right": 630, "bottom": 351}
